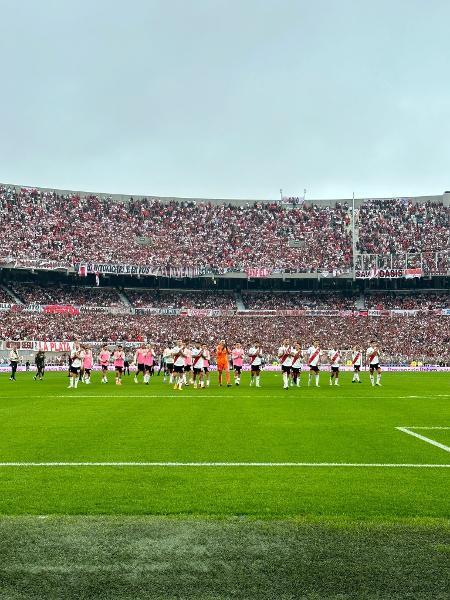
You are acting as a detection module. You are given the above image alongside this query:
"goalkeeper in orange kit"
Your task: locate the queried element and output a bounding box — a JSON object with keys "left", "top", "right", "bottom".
{"left": 216, "top": 339, "right": 231, "bottom": 387}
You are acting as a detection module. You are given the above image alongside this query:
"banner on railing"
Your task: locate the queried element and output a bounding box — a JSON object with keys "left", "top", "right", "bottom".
{"left": 355, "top": 268, "right": 423, "bottom": 279}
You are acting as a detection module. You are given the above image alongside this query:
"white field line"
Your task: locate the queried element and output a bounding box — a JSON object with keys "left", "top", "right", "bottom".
{"left": 396, "top": 427, "right": 450, "bottom": 453}
{"left": 0, "top": 394, "right": 449, "bottom": 400}
{"left": 0, "top": 462, "right": 448, "bottom": 468}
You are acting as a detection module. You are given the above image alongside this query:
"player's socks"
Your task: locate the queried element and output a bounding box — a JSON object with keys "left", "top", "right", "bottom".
{"left": 74, "top": 378, "right": 79, "bottom": 388}
{"left": 206, "top": 380, "right": 210, "bottom": 387}
{"left": 283, "top": 372, "right": 288, "bottom": 388}
{"left": 315, "top": 374, "right": 319, "bottom": 387}
{"left": 308, "top": 374, "right": 312, "bottom": 386}
{"left": 376, "top": 374, "right": 382, "bottom": 386}
{"left": 296, "top": 379, "right": 300, "bottom": 387}
{"left": 256, "top": 376, "right": 260, "bottom": 387}
{"left": 334, "top": 379, "right": 339, "bottom": 386}
{"left": 370, "top": 375, "right": 374, "bottom": 386}
{"left": 329, "top": 379, "right": 333, "bottom": 386}
{"left": 169, "top": 375, "right": 173, "bottom": 384}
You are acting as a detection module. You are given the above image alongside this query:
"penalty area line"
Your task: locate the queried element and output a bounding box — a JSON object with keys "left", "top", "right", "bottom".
{"left": 0, "top": 462, "right": 448, "bottom": 468}
{"left": 396, "top": 427, "right": 450, "bottom": 453}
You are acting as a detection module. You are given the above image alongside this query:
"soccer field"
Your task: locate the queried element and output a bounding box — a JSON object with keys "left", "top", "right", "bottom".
{"left": 0, "top": 370, "right": 449, "bottom": 599}
{"left": 0, "top": 370, "right": 449, "bottom": 515}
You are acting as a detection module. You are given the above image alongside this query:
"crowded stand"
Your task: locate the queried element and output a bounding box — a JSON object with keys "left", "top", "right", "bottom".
{"left": 365, "top": 291, "right": 449, "bottom": 310}
{"left": 0, "top": 186, "right": 352, "bottom": 272}
{"left": 8, "top": 283, "right": 124, "bottom": 307}
{"left": 124, "top": 289, "right": 236, "bottom": 309}
{"left": 242, "top": 292, "right": 358, "bottom": 310}
{"left": 357, "top": 199, "right": 450, "bottom": 255}
{"left": 0, "top": 312, "right": 447, "bottom": 363}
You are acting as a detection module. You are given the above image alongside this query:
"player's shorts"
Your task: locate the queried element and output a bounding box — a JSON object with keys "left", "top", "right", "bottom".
{"left": 203, "top": 366, "right": 209, "bottom": 373}
{"left": 251, "top": 365, "right": 261, "bottom": 373}
{"left": 193, "top": 367, "right": 202, "bottom": 375}
{"left": 101, "top": 364, "right": 109, "bottom": 371}
{"left": 184, "top": 364, "right": 191, "bottom": 372}
{"left": 369, "top": 363, "right": 380, "bottom": 371}
{"left": 234, "top": 365, "right": 242, "bottom": 373}
{"left": 137, "top": 363, "right": 145, "bottom": 372}
{"left": 309, "top": 365, "right": 320, "bottom": 372}
{"left": 84, "top": 368, "right": 91, "bottom": 375}
{"left": 166, "top": 362, "right": 174, "bottom": 372}
{"left": 144, "top": 364, "right": 153, "bottom": 372}
{"left": 70, "top": 366, "right": 80, "bottom": 375}
{"left": 115, "top": 366, "right": 123, "bottom": 373}
{"left": 331, "top": 366, "right": 339, "bottom": 373}
{"left": 281, "top": 365, "right": 291, "bottom": 374}
{"left": 291, "top": 367, "right": 301, "bottom": 375}
{"left": 173, "top": 364, "right": 184, "bottom": 373}
{"left": 353, "top": 365, "right": 361, "bottom": 371}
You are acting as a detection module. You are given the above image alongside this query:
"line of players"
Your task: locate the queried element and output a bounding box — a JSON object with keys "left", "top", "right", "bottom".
{"left": 67, "top": 340, "right": 383, "bottom": 389}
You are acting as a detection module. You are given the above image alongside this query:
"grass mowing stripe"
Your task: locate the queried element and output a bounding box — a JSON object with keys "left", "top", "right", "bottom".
{"left": 0, "top": 461, "right": 449, "bottom": 467}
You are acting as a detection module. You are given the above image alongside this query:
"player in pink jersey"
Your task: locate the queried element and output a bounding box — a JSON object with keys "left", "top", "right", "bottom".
{"left": 82, "top": 347, "right": 94, "bottom": 384}
{"left": 143, "top": 346, "right": 155, "bottom": 385}
{"left": 184, "top": 344, "right": 193, "bottom": 386}
{"left": 133, "top": 344, "right": 147, "bottom": 384}
{"left": 99, "top": 345, "right": 111, "bottom": 384}
{"left": 231, "top": 343, "right": 244, "bottom": 386}
{"left": 113, "top": 345, "right": 125, "bottom": 385}
{"left": 202, "top": 344, "right": 211, "bottom": 387}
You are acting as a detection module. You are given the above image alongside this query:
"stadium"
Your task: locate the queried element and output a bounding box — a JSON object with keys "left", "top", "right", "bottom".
{"left": 0, "top": 183, "right": 448, "bottom": 598}
{"left": 1, "top": 2, "right": 449, "bottom": 599}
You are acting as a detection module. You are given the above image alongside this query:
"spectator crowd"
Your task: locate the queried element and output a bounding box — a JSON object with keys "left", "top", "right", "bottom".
{"left": 0, "top": 312, "right": 447, "bottom": 363}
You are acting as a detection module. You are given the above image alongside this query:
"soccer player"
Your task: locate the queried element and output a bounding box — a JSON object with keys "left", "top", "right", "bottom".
{"left": 291, "top": 342, "right": 303, "bottom": 387}
{"left": 216, "top": 340, "right": 231, "bottom": 387}
{"left": 133, "top": 344, "right": 147, "bottom": 383}
{"left": 68, "top": 342, "right": 83, "bottom": 389}
{"left": 99, "top": 344, "right": 111, "bottom": 384}
{"left": 231, "top": 343, "right": 244, "bottom": 386}
{"left": 351, "top": 347, "right": 363, "bottom": 383}
{"left": 328, "top": 348, "right": 340, "bottom": 386}
{"left": 202, "top": 344, "right": 211, "bottom": 387}
{"left": 162, "top": 344, "right": 174, "bottom": 384}
{"left": 34, "top": 350, "right": 45, "bottom": 381}
{"left": 192, "top": 342, "right": 205, "bottom": 388}
{"left": 248, "top": 343, "right": 263, "bottom": 387}
{"left": 144, "top": 345, "right": 155, "bottom": 385}
{"left": 172, "top": 340, "right": 187, "bottom": 390}
{"left": 366, "top": 341, "right": 382, "bottom": 386}
{"left": 184, "top": 344, "right": 193, "bottom": 386}
{"left": 278, "top": 339, "right": 294, "bottom": 390}
{"left": 307, "top": 342, "right": 321, "bottom": 387}
{"left": 113, "top": 345, "right": 125, "bottom": 385}
{"left": 83, "top": 347, "right": 93, "bottom": 384}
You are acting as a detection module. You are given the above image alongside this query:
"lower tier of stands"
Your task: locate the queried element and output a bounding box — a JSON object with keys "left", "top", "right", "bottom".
{"left": 0, "top": 313, "right": 447, "bottom": 362}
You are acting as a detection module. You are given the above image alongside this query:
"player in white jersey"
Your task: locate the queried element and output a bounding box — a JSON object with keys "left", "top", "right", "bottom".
{"left": 366, "top": 341, "right": 382, "bottom": 386}
{"left": 328, "top": 348, "right": 341, "bottom": 386}
{"left": 202, "top": 345, "right": 211, "bottom": 387}
{"left": 306, "top": 342, "right": 321, "bottom": 387}
{"left": 278, "top": 339, "right": 294, "bottom": 390}
{"left": 351, "top": 347, "right": 363, "bottom": 383}
{"left": 68, "top": 342, "right": 83, "bottom": 389}
{"left": 191, "top": 342, "right": 205, "bottom": 388}
{"left": 248, "top": 343, "right": 263, "bottom": 387}
{"left": 172, "top": 340, "right": 187, "bottom": 390}
{"left": 291, "top": 342, "right": 303, "bottom": 387}
{"left": 162, "top": 344, "right": 174, "bottom": 384}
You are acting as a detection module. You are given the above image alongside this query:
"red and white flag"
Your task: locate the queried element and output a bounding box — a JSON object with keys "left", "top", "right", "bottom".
{"left": 246, "top": 268, "right": 271, "bottom": 278}
{"left": 78, "top": 264, "right": 88, "bottom": 277}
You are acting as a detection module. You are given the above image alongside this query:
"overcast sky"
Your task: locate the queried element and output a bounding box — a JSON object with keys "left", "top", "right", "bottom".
{"left": 0, "top": 0, "right": 449, "bottom": 200}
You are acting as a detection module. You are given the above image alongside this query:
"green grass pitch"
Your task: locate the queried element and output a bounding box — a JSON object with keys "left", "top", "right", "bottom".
{"left": 0, "top": 370, "right": 448, "bottom": 599}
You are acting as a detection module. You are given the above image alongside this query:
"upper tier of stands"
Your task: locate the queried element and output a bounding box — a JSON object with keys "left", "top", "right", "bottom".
{"left": 1, "top": 185, "right": 448, "bottom": 274}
